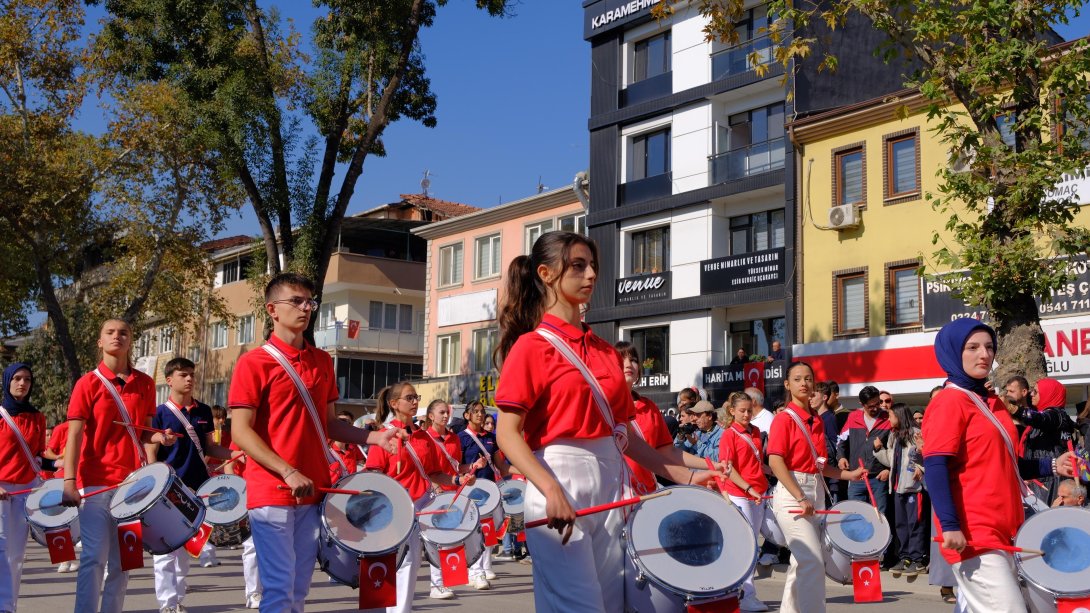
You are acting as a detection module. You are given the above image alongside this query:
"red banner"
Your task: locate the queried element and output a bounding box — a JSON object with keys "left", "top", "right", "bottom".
{"left": 1059, "top": 597, "right": 1090, "bottom": 613}
{"left": 439, "top": 544, "right": 469, "bottom": 586}
{"left": 687, "top": 595, "right": 740, "bottom": 613}
{"left": 347, "top": 319, "right": 360, "bottom": 340}
{"left": 481, "top": 517, "right": 498, "bottom": 547}
{"left": 45, "top": 527, "right": 76, "bottom": 564}
{"left": 184, "top": 523, "right": 213, "bottom": 558}
{"left": 117, "top": 521, "right": 144, "bottom": 571}
{"left": 358, "top": 551, "right": 397, "bottom": 609}
{"left": 743, "top": 362, "right": 765, "bottom": 393}
{"left": 495, "top": 517, "right": 510, "bottom": 540}
{"left": 852, "top": 560, "right": 883, "bottom": 603}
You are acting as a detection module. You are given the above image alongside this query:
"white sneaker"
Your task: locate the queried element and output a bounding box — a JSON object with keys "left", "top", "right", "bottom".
{"left": 159, "top": 607, "right": 178, "bottom": 613}
{"left": 757, "top": 553, "right": 779, "bottom": 566}
{"left": 473, "top": 577, "right": 491, "bottom": 590}
{"left": 245, "top": 593, "right": 261, "bottom": 609}
{"left": 200, "top": 558, "right": 220, "bottom": 568}
{"left": 429, "top": 586, "right": 455, "bottom": 600}
{"left": 740, "top": 596, "right": 770, "bottom": 612}
{"left": 56, "top": 561, "right": 71, "bottom": 573}
{"left": 484, "top": 570, "right": 497, "bottom": 580}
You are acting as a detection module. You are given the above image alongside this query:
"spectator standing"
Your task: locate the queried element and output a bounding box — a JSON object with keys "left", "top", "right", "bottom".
{"left": 731, "top": 348, "right": 749, "bottom": 367}
{"left": 686, "top": 401, "right": 723, "bottom": 460}
{"left": 836, "top": 385, "right": 891, "bottom": 512}
{"left": 812, "top": 382, "right": 838, "bottom": 503}
{"left": 745, "top": 387, "right": 774, "bottom": 435}
{"left": 767, "top": 340, "right": 785, "bottom": 362}
{"left": 875, "top": 402, "right": 928, "bottom": 577}
{"left": 1052, "top": 479, "right": 1087, "bottom": 507}
{"left": 1011, "top": 377, "right": 1076, "bottom": 504}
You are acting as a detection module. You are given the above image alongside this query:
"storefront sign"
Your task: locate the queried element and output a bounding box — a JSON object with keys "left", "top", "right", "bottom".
{"left": 923, "top": 254, "right": 1090, "bottom": 329}
{"left": 583, "top": 0, "right": 656, "bottom": 38}
{"left": 637, "top": 372, "right": 670, "bottom": 388}
{"left": 1045, "top": 167, "right": 1090, "bottom": 206}
{"left": 702, "top": 360, "right": 785, "bottom": 406}
{"left": 1042, "top": 318, "right": 1090, "bottom": 377}
{"left": 479, "top": 374, "right": 497, "bottom": 408}
{"left": 616, "top": 271, "right": 671, "bottom": 305}
{"left": 700, "top": 247, "right": 785, "bottom": 295}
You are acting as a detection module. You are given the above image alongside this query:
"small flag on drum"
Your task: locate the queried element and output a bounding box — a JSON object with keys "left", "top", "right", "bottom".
{"left": 185, "top": 523, "right": 214, "bottom": 558}
{"left": 1058, "top": 597, "right": 1090, "bottom": 613}
{"left": 359, "top": 551, "right": 397, "bottom": 609}
{"left": 686, "top": 595, "right": 740, "bottom": 613}
{"left": 481, "top": 517, "right": 499, "bottom": 547}
{"left": 495, "top": 517, "right": 510, "bottom": 539}
{"left": 117, "top": 521, "right": 144, "bottom": 571}
{"left": 852, "top": 560, "right": 882, "bottom": 602}
{"left": 439, "top": 545, "right": 469, "bottom": 586}
{"left": 45, "top": 527, "right": 76, "bottom": 564}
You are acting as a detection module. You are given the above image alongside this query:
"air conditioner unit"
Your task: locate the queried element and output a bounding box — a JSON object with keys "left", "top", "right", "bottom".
{"left": 827, "top": 204, "right": 859, "bottom": 229}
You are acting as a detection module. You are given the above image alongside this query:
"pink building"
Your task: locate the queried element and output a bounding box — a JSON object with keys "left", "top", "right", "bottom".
{"left": 412, "top": 186, "right": 587, "bottom": 406}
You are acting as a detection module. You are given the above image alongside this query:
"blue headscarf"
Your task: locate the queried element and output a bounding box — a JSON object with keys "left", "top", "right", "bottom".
{"left": 2, "top": 362, "right": 37, "bottom": 415}
{"left": 934, "top": 318, "right": 996, "bottom": 397}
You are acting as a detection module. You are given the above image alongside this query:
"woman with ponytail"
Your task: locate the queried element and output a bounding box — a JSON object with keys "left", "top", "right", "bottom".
{"left": 493, "top": 231, "right": 724, "bottom": 613}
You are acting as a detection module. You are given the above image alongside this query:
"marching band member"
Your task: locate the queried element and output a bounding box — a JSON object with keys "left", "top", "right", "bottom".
{"left": 61, "top": 319, "right": 178, "bottom": 613}
{"left": 459, "top": 401, "right": 508, "bottom": 583}
{"left": 0, "top": 363, "right": 45, "bottom": 613}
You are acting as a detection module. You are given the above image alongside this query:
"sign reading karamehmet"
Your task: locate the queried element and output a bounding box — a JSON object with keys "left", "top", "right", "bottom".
{"left": 700, "top": 247, "right": 785, "bottom": 295}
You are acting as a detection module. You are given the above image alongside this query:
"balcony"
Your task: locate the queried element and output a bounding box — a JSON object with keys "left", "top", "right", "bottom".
{"left": 711, "top": 36, "right": 776, "bottom": 81}
{"left": 314, "top": 327, "right": 424, "bottom": 356}
{"left": 709, "top": 138, "right": 784, "bottom": 185}
{"left": 618, "top": 172, "right": 672, "bottom": 206}
{"left": 621, "top": 71, "right": 672, "bottom": 107}
{"left": 324, "top": 252, "right": 425, "bottom": 294}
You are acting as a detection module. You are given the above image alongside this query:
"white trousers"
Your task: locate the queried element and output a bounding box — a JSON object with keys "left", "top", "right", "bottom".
{"left": 728, "top": 491, "right": 767, "bottom": 603}
{"left": 198, "top": 540, "right": 217, "bottom": 566}
{"left": 249, "top": 504, "right": 320, "bottom": 613}
{"left": 951, "top": 551, "right": 1025, "bottom": 613}
{"left": 153, "top": 548, "right": 191, "bottom": 608}
{"left": 470, "top": 542, "right": 492, "bottom": 580}
{"left": 525, "top": 437, "right": 625, "bottom": 613}
{"left": 429, "top": 557, "right": 444, "bottom": 588}
{"left": 772, "top": 472, "right": 827, "bottom": 613}
{"left": 243, "top": 536, "right": 262, "bottom": 597}
{"left": 0, "top": 481, "right": 32, "bottom": 613}
{"left": 74, "top": 486, "right": 129, "bottom": 613}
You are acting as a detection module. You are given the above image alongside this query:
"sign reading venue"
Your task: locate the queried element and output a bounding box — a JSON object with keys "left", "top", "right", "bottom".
{"left": 616, "top": 271, "right": 671, "bottom": 305}
{"left": 700, "top": 247, "right": 785, "bottom": 294}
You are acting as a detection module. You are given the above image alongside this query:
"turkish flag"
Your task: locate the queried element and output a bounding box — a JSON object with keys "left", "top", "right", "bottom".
{"left": 852, "top": 560, "right": 883, "bottom": 603}
{"left": 439, "top": 545, "right": 469, "bottom": 587}
{"left": 1058, "top": 597, "right": 1090, "bottom": 613}
{"left": 358, "top": 551, "right": 397, "bottom": 609}
{"left": 45, "top": 527, "right": 76, "bottom": 564}
{"left": 743, "top": 362, "right": 765, "bottom": 393}
{"left": 347, "top": 319, "right": 360, "bottom": 340}
{"left": 687, "top": 595, "right": 740, "bottom": 613}
{"left": 481, "top": 517, "right": 498, "bottom": 547}
{"left": 184, "top": 523, "right": 214, "bottom": 558}
{"left": 516, "top": 530, "right": 526, "bottom": 543}
{"left": 117, "top": 521, "right": 145, "bottom": 571}
{"left": 495, "top": 517, "right": 510, "bottom": 539}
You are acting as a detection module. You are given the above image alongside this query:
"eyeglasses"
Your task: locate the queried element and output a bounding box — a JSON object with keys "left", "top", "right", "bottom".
{"left": 400, "top": 394, "right": 421, "bottom": 403}
{"left": 468, "top": 408, "right": 487, "bottom": 414}
{"left": 269, "top": 296, "right": 319, "bottom": 311}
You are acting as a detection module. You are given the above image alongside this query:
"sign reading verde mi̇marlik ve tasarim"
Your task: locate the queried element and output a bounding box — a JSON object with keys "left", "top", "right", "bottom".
{"left": 700, "top": 247, "right": 785, "bottom": 295}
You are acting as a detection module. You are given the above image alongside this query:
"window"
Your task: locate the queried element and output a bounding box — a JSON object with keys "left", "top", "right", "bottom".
{"left": 728, "top": 317, "right": 785, "bottom": 358}
{"left": 525, "top": 220, "right": 554, "bottom": 253}
{"left": 318, "top": 303, "right": 336, "bottom": 330}
{"left": 187, "top": 345, "right": 201, "bottom": 364}
{"left": 629, "top": 326, "right": 669, "bottom": 374}
{"left": 156, "top": 384, "right": 170, "bottom": 405}
{"left": 209, "top": 381, "right": 227, "bottom": 408}
{"left": 399, "top": 304, "right": 413, "bottom": 332}
{"left": 475, "top": 233, "right": 502, "bottom": 280}
{"left": 997, "top": 113, "right": 1016, "bottom": 148}
{"left": 369, "top": 302, "right": 412, "bottom": 331}
{"left": 436, "top": 334, "right": 461, "bottom": 376}
{"left": 888, "top": 264, "right": 921, "bottom": 327}
{"left": 134, "top": 331, "right": 151, "bottom": 358}
{"left": 884, "top": 132, "right": 919, "bottom": 199}
{"left": 730, "top": 210, "right": 785, "bottom": 255}
{"left": 438, "top": 243, "right": 463, "bottom": 287}
{"left": 631, "top": 128, "right": 670, "bottom": 180}
{"left": 335, "top": 358, "right": 423, "bottom": 401}
{"left": 210, "top": 321, "right": 228, "bottom": 349}
{"left": 237, "top": 315, "right": 255, "bottom": 345}
{"left": 712, "top": 103, "right": 784, "bottom": 182}
{"left": 631, "top": 227, "right": 669, "bottom": 275}
{"left": 222, "top": 260, "right": 240, "bottom": 284}
{"left": 835, "top": 146, "right": 865, "bottom": 207}
{"left": 472, "top": 328, "right": 498, "bottom": 373}
{"left": 836, "top": 272, "right": 867, "bottom": 334}
{"left": 558, "top": 212, "right": 586, "bottom": 235}
{"left": 158, "top": 327, "right": 175, "bottom": 354}
{"left": 711, "top": 6, "right": 774, "bottom": 78}
{"left": 632, "top": 30, "right": 670, "bottom": 83}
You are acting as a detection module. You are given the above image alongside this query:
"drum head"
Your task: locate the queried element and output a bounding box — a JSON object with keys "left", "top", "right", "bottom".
{"left": 627, "top": 486, "right": 756, "bottom": 596}
{"left": 1015, "top": 506, "right": 1090, "bottom": 597}
{"left": 465, "top": 480, "right": 501, "bottom": 518}
{"left": 823, "top": 500, "right": 891, "bottom": 559}
{"left": 321, "top": 472, "right": 415, "bottom": 556}
{"left": 25, "top": 479, "right": 79, "bottom": 529}
{"left": 499, "top": 480, "right": 525, "bottom": 515}
{"left": 197, "top": 474, "right": 248, "bottom": 525}
{"left": 420, "top": 492, "right": 481, "bottom": 547}
{"left": 110, "top": 463, "right": 173, "bottom": 520}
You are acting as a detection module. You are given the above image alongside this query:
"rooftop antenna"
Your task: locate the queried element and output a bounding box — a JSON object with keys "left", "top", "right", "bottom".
{"left": 420, "top": 169, "right": 431, "bottom": 197}
{"left": 537, "top": 176, "right": 546, "bottom": 194}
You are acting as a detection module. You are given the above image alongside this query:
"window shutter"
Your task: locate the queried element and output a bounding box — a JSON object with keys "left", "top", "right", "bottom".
{"left": 842, "top": 276, "right": 865, "bottom": 331}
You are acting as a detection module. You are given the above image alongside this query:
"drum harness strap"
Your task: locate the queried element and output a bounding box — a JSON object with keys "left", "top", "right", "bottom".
{"left": 463, "top": 427, "right": 502, "bottom": 481}
{"left": 92, "top": 369, "right": 148, "bottom": 466}
{"left": 783, "top": 409, "right": 833, "bottom": 501}
{"left": 0, "top": 406, "right": 44, "bottom": 483}
{"left": 945, "top": 383, "right": 1032, "bottom": 501}
{"left": 732, "top": 426, "right": 763, "bottom": 464}
{"left": 428, "top": 429, "right": 460, "bottom": 474}
{"left": 163, "top": 400, "right": 207, "bottom": 464}
{"left": 260, "top": 344, "right": 347, "bottom": 478}
{"left": 398, "top": 428, "right": 432, "bottom": 488}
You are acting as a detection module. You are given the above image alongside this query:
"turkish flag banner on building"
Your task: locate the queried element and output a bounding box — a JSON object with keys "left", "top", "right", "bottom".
{"left": 1058, "top": 597, "right": 1090, "bottom": 613}
{"left": 481, "top": 517, "right": 498, "bottom": 547}
{"left": 852, "top": 560, "right": 883, "bottom": 602}
{"left": 184, "top": 523, "right": 214, "bottom": 558}
{"left": 347, "top": 319, "right": 360, "bottom": 340}
{"left": 45, "top": 527, "right": 76, "bottom": 564}
{"left": 117, "top": 521, "right": 145, "bottom": 571}
{"left": 686, "top": 595, "right": 740, "bottom": 613}
{"left": 358, "top": 551, "right": 397, "bottom": 609}
{"left": 743, "top": 362, "right": 765, "bottom": 394}
{"left": 439, "top": 545, "right": 469, "bottom": 586}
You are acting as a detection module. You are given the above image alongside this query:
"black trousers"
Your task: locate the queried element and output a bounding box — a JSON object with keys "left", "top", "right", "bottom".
{"left": 892, "top": 490, "right": 929, "bottom": 563}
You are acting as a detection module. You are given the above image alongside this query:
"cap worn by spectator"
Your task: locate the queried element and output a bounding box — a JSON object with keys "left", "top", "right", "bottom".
{"left": 691, "top": 400, "right": 716, "bottom": 414}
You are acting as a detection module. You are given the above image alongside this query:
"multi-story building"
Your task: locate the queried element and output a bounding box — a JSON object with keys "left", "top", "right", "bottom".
{"left": 790, "top": 88, "right": 1090, "bottom": 405}
{"left": 581, "top": 0, "right": 915, "bottom": 407}
{"left": 411, "top": 186, "right": 587, "bottom": 407}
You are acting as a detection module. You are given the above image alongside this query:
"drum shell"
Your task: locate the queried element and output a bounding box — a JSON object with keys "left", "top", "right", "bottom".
{"left": 26, "top": 479, "right": 81, "bottom": 547}
{"left": 419, "top": 492, "right": 484, "bottom": 569}
{"left": 111, "top": 467, "right": 206, "bottom": 555}
{"left": 499, "top": 480, "right": 526, "bottom": 532}
{"left": 821, "top": 501, "right": 892, "bottom": 585}
{"left": 422, "top": 528, "right": 484, "bottom": 570}
{"left": 1014, "top": 505, "right": 1090, "bottom": 610}
{"left": 197, "top": 474, "right": 250, "bottom": 548}
{"left": 29, "top": 516, "right": 81, "bottom": 548}
{"left": 760, "top": 502, "right": 786, "bottom": 548}
{"left": 209, "top": 517, "right": 251, "bottom": 548}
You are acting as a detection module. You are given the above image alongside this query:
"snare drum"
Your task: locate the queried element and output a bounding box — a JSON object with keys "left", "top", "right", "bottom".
{"left": 624, "top": 486, "right": 757, "bottom": 612}
{"left": 318, "top": 472, "right": 416, "bottom": 588}
{"left": 760, "top": 502, "right": 786, "bottom": 548}
{"left": 110, "top": 463, "right": 206, "bottom": 555}
{"left": 196, "top": 474, "right": 250, "bottom": 548}
{"left": 821, "top": 500, "right": 892, "bottom": 584}
{"left": 499, "top": 479, "right": 526, "bottom": 533}
{"left": 465, "top": 479, "right": 504, "bottom": 527}
{"left": 419, "top": 492, "right": 484, "bottom": 569}
{"left": 1015, "top": 506, "right": 1090, "bottom": 612}
{"left": 25, "top": 479, "right": 81, "bottom": 547}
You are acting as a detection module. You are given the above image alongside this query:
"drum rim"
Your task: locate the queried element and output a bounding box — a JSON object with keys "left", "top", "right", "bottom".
{"left": 26, "top": 479, "right": 80, "bottom": 527}
{"left": 499, "top": 479, "right": 526, "bottom": 514}
{"left": 464, "top": 479, "right": 502, "bottom": 516}
{"left": 822, "top": 500, "right": 892, "bottom": 558}
{"left": 197, "top": 474, "right": 248, "bottom": 525}
{"left": 109, "top": 463, "right": 177, "bottom": 520}
{"left": 625, "top": 485, "right": 757, "bottom": 598}
{"left": 318, "top": 472, "right": 416, "bottom": 556}
{"left": 420, "top": 493, "right": 481, "bottom": 546}
{"left": 1014, "top": 505, "right": 1090, "bottom": 597}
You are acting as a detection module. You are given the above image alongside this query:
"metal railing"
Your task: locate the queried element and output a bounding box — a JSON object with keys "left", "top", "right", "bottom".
{"left": 709, "top": 137, "right": 784, "bottom": 184}
{"left": 314, "top": 327, "right": 424, "bottom": 355}
{"left": 711, "top": 36, "right": 776, "bottom": 80}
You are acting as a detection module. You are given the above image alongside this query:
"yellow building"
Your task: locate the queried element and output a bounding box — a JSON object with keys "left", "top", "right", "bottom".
{"left": 789, "top": 89, "right": 1090, "bottom": 404}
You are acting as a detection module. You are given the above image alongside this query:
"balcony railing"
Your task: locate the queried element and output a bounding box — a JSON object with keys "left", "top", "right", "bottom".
{"left": 314, "top": 327, "right": 424, "bottom": 355}
{"left": 618, "top": 172, "right": 672, "bottom": 206}
{"left": 711, "top": 36, "right": 776, "bottom": 81}
{"left": 709, "top": 138, "right": 784, "bottom": 185}
{"left": 621, "top": 71, "right": 672, "bottom": 107}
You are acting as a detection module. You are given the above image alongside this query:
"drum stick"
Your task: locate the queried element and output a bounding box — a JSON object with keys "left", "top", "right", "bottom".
{"left": 932, "top": 537, "right": 1044, "bottom": 556}
{"left": 212, "top": 453, "right": 247, "bottom": 473}
{"left": 416, "top": 508, "right": 451, "bottom": 516}
{"left": 113, "top": 421, "right": 168, "bottom": 435}
{"left": 3, "top": 486, "right": 36, "bottom": 496}
{"left": 525, "top": 490, "right": 672, "bottom": 529}
{"left": 275, "top": 485, "right": 374, "bottom": 496}
{"left": 789, "top": 509, "right": 843, "bottom": 515}
{"left": 859, "top": 459, "right": 881, "bottom": 519}
{"left": 1068, "top": 440, "right": 1078, "bottom": 476}
{"left": 448, "top": 480, "right": 468, "bottom": 510}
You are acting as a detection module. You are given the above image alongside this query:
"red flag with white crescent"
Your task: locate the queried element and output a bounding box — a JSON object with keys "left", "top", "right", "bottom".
{"left": 45, "top": 527, "right": 76, "bottom": 564}
{"left": 743, "top": 362, "right": 764, "bottom": 394}
{"left": 686, "top": 595, "right": 740, "bottom": 613}
{"left": 852, "top": 560, "right": 883, "bottom": 603}
{"left": 1058, "top": 597, "right": 1090, "bottom": 613}
{"left": 495, "top": 517, "right": 510, "bottom": 539}
{"left": 481, "top": 517, "right": 498, "bottom": 547}
{"left": 347, "top": 319, "right": 360, "bottom": 340}
{"left": 117, "top": 521, "right": 145, "bottom": 571}
{"left": 439, "top": 545, "right": 469, "bottom": 586}
{"left": 358, "top": 551, "right": 397, "bottom": 609}
{"left": 184, "top": 523, "right": 214, "bottom": 558}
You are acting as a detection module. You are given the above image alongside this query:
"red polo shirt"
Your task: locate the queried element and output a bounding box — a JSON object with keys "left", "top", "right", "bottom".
{"left": 495, "top": 314, "right": 635, "bottom": 449}
{"left": 626, "top": 395, "right": 673, "bottom": 494}
{"left": 923, "top": 387, "right": 1024, "bottom": 564}
{"left": 228, "top": 334, "right": 339, "bottom": 509}
{"left": 365, "top": 419, "right": 444, "bottom": 501}
{"left": 719, "top": 422, "right": 768, "bottom": 497}
{"left": 766, "top": 402, "right": 826, "bottom": 474}
{"left": 427, "top": 427, "right": 463, "bottom": 478}
{"left": 0, "top": 410, "right": 45, "bottom": 483}
{"left": 67, "top": 363, "right": 155, "bottom": 488}
{"left": 47, "top": 421, "right": 69, "bottom": 478}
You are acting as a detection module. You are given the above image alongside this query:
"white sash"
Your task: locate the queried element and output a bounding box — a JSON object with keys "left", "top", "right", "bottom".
{"left": 463, "top": 427, "right": 501, "bottom": 480}
{"left": 0, "top": 407, "right": 42, "bottom": 480}
{"left": 398, "top": 430, "right": 431, "bottom": 484}
{"left": 784, "top": 409, "right": 833, "bottom": 499}
{"left": 260, "top": 344, "right": 346, "bottom": 476}
{"left": 732, "top": 425, "right": 763, "bottom": 464}
{"left": 429, "top": 430, "right": 460, "bottom": 473}
{"left": 91, "top": 369, "right": 148, "bottom": 466}
{"left": 945, "top": 383, "right": 1032, "bottom": 499}
{"left": 163, "top": 399, "right": 206, "bottom": 463}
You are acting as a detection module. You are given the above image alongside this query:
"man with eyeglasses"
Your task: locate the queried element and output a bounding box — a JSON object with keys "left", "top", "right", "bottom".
{"left": 836, "top": 385, "right": 891, "bottom": 513}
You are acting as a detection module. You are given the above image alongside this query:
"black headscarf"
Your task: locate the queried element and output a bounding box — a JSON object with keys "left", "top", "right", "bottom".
{"left": 2, "top": 362, "right": 37, "bottom": 415}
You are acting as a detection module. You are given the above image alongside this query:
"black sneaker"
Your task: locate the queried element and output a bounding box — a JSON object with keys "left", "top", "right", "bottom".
{"left": 906, "top": 561, "right": 927, "bottom": 576}
{"left": 890, "top": 560, "right": 907, "bottom": 577}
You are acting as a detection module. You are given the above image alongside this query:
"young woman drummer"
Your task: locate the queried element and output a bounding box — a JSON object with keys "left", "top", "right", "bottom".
{"left": 493, "top": 231, "right": 724, "bottom": 613}
{"left": 767, "top": 361, "right": 865, "bottom": 613}
{"left": 364, "top": 382, "right": 476, "bottom": 610}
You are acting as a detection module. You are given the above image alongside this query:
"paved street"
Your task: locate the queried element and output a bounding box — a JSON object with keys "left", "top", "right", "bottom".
{"left": 18, "top": 542, "right": 953, "bottom": 612}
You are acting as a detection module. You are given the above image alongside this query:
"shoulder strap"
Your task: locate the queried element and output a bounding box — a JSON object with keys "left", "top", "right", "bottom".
{"left": 91, "top": 369, "right": 148, "bottom": 466}
{"left": 945, "top": 383, "right": 1031, "bottom": 498}
{"left": 0, "top": 407, "right": 42, "bottom": 479}
{"left": 260, "top": 344, "right": 346, "bottom": 476}
{"left": 784, "top": 409, "right": 833, "bottom": 499}
{"left": 163, "top": 400, "right": 207, "bottom": 463}
{"left": 399, "top": 431, "right": 431, "bottom": 483}
{"left": 732, "top": 426, "right": 762, "bottom": 464}
{"left": 428, "top": 431, "right": 460, "bottom": 473}
{"left": 463, "top": 428, "right": 501, "bottom": 480}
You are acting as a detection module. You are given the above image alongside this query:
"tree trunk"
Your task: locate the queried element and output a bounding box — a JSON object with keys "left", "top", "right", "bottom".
{"left": 991, "top": 292, "right": 1048, "bottom": 386}
{"left": 31, "top": 247, "right": 83, "bottom": 389}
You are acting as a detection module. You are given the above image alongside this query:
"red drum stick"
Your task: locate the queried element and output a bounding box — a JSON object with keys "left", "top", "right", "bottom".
{"left": 1068, "top": 441, "right": 1078, "bottom": 477}
{"left": 932, "top": 537, "right": 1043, "bottom": 556}
{"left": 275, "top": 485, "right": 373, "bottom": 496}
{"left": 859, "top": 459, "right": 881, "bottom": 519}
{"left": 417, "top": 508, "right": 451, "bottom": 516}
{"left": 112, "top": 421, "right": 168, "bottom": 435}
{"left": 212, "top": 453, "right": 247, "bottom": 474}
{"left": 81, "top": 483, "right": 123, "bottom": 499}
{"left": 4, "top": 486, "right": 36, "bottom": 496}
{"left": 789, "top": 509, "right": 843, "bottom": 515}
{"left": 448, "top": 480, "right": 468, "bottom": 510}
{"left": 526, "top": 490, "right": 671, "bottom": 529}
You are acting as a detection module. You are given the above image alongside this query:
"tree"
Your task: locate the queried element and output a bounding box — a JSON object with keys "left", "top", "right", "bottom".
{"left": 666, "top": 0, "right": 1090, "bottom": 382}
